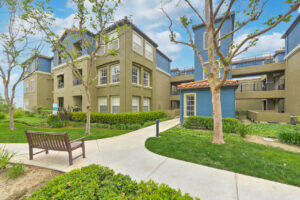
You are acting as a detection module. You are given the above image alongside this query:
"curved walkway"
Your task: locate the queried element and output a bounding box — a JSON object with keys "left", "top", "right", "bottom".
{"left": 2, "top": 118, "right": 300, "bottom": 200}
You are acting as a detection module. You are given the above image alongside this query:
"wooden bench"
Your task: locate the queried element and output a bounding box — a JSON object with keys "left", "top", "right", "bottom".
{"left": 25, "top": 130, "right": 86, "bottom": 165}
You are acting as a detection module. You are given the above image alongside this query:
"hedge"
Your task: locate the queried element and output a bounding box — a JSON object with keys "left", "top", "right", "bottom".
{"left": 28, "top": 164, "right": 198, "bottom": 200}
{"left": 279, "top": 130, "right": 300, "bottom": 146}
{"left": 183, "top": 116, "right": 240, "bottom": 133}
{"left": 71, "top": 111, "right": 167, "bottom": 124}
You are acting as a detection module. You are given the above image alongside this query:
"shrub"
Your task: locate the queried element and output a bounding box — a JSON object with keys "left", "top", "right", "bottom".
{"left": 71, "top": 111, "right": 167, "bottom": 125}
{"left": 237, "top": 124, "right": 248, "bottom": 138}
{"left": 279, "top": 130, "right": 300, "bottom": 146}
{"left": 235, "top": 109, "right": 248, "bottom": 117}
{"left": 0, "top": 145, "right": 15, "bottom": 169}
{"left": 0, "top": 112, "right": 5, "bottom": 119}
{"left": 127, "top": 123, "right": 142, "bottom": 130}
{"left": 71, "top": 121, "right": 85, "bottom": 127}
{"left": 6, "top": 164, "right": 25, "bottom": 179}
{"left": 183, "top": 116, "right": 240, "bottom": 133}
{"left": 13, "top": 109, "right": 24, "bottom": 118}
{"left": 28, "top": 164, "right": 196, "bottom": 200}
{"left": 95, "top": 123, "right": 109, "bottom": 129}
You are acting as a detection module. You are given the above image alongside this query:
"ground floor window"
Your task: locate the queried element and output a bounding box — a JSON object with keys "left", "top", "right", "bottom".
{"left": 98, "top": 97, "right": 107, "bottom": 113}
{"left": 184, "top": 93, "right": 196, "bottom": 116}
{"left": 111, "top": 96, "right": 120, "bottom": 113}
{"left": 143, "top": 97, "right": 150, "bottom": 111}
{"left": 132, "top": 96, "right": 140, "bottom": 112}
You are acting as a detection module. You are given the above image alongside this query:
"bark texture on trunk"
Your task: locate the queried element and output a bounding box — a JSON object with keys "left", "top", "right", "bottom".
{"left": 85, "top": 89, "right": 91, "bottom": 135}
{"left": 9, "top": 105, "right": 14, "bottom": 130}
{"left": 211, "top": 88, "right": 225, "bottom": 144}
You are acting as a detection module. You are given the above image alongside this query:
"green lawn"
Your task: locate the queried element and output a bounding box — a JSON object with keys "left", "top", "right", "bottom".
{"left": 0, "top": 122, "right": 130, "bottom": 143}
{"left": 246, "top": 123, "right": 300, "bottom": 138}
{"left": 0, "top": 115, "right": 47, "bottom": 126}
{"left": 146, "top": 127, "right": 300, "bottom": 187}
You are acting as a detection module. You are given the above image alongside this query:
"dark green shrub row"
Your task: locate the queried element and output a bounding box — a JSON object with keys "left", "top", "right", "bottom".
{"left": 279, "top": 130, "right": 300, "bottom": 146}
{"left": 28, "top": 164, "right": 197, "bottom": 200}
{"left": 183, "top": 116, "right": 240, "bottom": 133}
{"left": 71, "top": 111, "right": 167, "bottom": 124}
{"left": 0, "top": 112, "right": 5, "bottom": 119}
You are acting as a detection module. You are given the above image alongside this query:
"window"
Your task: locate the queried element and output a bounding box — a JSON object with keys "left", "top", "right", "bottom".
{"left": 96, "top": 40, "right": 105, "bottom": 56}
{"left": 111, "top": 65, "right": 120, "bottom": 83}
{"left": 111, "top": 96, "right": 120, "bottom": 114}
{"left": 145, "top": 42, "right": 153, "bottom": 61}
{"left": 133, "top": 32, "right": 143, "bottom": 54}
{"left": 29, "top": 61, "right": 35, "bottom": 73}
{"left": 108, "top": 32, "right": 119, "bottom": 50}
{"left": 132, "top": 96, "right": 140, "bottom": 112}
{"left": 30, "top": 79, "right": 34, "bottom": 92}
{"left": 143, "top": 71, "right": 150, "bottom": 87}
{"left": 203, "top": 63, "right": 221, "bottom": 80}
{"left": 132, "top": 67, "right": 139, "bottom": 84}
{"left": 24, "top": 81, "right": 29, "bottom": 93}
{"left": 99, "top": 68, "right": 107, "bottom": 85}
{"left": 203, "top": 31, "right": 220, "bottom": 50}
{"left": 98, "top": 97, "right": 107, "bottom": 113}
{"left": 143, "top": 97, "right": 150, "bottom": 111}
{"left": 185, "top": 94, "right": 196, "bottom": 117}
{"left": 57, "top": 74, "right": 64, "bottom": 88}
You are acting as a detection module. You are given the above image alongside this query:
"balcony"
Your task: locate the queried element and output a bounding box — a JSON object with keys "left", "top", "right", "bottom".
{"left": 171, "top": 90, "right": 180, "bottom": 95}
{"left": 73, "top": 79, "right": 82, "bottom": 86}
{"left": 58, "top": 82, "right": 64, "bottom": 88}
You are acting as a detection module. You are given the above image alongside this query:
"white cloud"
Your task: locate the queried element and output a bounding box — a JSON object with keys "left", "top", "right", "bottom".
{"left": 234, "top": 32, "right": 285, "bottom": 60}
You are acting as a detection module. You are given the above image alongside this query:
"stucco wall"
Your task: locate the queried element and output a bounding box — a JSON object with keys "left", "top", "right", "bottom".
{"left": 285, "top": 16, "right": 300, "bottom": 55}
{"left": 37, "top": 57, "right": 51, "bottom": 73}
{"left": 154, "top": 69, "right": 170, "bottom": 110}
{"left": 156, "top": 50, "right": 171, "bottom": 74}
{"left": 236, "top": 99, "right": 262, "bottom": 110}
{"left": 180, "top": 87, "right": 236, "bottom": 123}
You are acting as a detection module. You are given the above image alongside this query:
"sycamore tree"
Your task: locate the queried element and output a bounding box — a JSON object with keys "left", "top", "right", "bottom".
{"left": 26, "top": 0, "right": 123, "bottom": 134}
{"left": 162, "top": 0, "right": 300, "bottom": 144}
{"left": 0, "top": 0, "right": 41, "bottom": 130}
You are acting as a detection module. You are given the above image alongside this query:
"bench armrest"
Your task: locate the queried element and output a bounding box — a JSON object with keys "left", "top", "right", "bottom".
{"left": 70, "top": 137, "right": 85, "bottom": 143}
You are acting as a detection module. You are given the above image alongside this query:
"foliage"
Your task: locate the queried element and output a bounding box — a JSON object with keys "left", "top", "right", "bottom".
{"left": 235, "top": 109, "right": 248, "bottom": 117}
{"left": 237, "top": 124, "right": 248, "bottom": 138}
{"left": 183, "top": 116, "right": 240, "bottom": 133}
{"left": 6, "top": 164, "right": 25, "bottom": 179}
{"left": 146, "top": 127, "right": 300, "bottom": 187}
{"left": 71, "top": 111, "right": 167, "bottom": 125}
{"left": 13, "top": 116, "right": 47, "bottom": 126}
{"left": 0, "top": 122, "right": 130, "bottom": 143}
{"left": 71, "top": 121, "right": 85, "bottom": 127}
{"left": 93, "top": 123, "right": 109, "bottom": 129}
{"left": 279, "top": 130, "right": 300, "bottom": 146}
{"left": 0, "top": 94, "right": 8, "bottom": 113}
{"left": 13, "top": 109, "right": 25, "bottom": 118}
{"left": 47, "top": 119, "right": 68, "bottom": 128}
{"left": 246, "top": 123, "right": 300, "bottom": 138}
{"left": 0, "top": 112, "right": 5, "bottom": 120}
{"left": 28, "top": 164, "right": 197, "bottom": 200}
{"left": 0, "top": 145, "right": 15, "bottom": 169}
{"left": 110, "top": 123, "right": 142, "bottom": 130}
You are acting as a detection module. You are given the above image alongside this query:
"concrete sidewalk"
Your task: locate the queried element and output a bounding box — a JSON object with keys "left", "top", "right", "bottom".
{"left": 2, "top": 118, "right": 300, "bottom": 200}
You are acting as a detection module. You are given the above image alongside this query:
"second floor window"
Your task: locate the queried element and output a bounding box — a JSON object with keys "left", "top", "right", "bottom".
{"left": 96, "top": 40, "right": 105, "bottom": 56}
{"left": 30, "top": 79, "right": 34, "bottom": 92}
{"left": 132, "top": 67, "right": 139, "bottom": 84}
{"left": 145, "top": 42, "right": 153, "bottom": 61}
{"left": 111, "top": 65, "right": 120, "bottom": 83}
{"left": 203, "top": 31, "right": 221, "bottom": 50}
{"left": 133, "top": 32, "right": 143, "bottom": 55}
{"left": 57, "top": 75, "right": 64, "bottom": 88}
{"left": 24, "top": 81, "right": 29, "bottom": 93}
{"left": 99, "top": 68, "right": 107, "bottom": 85}
{"left": 98, "top": 97, "right": 107, "bottom": 113}
{"left": 143, "top": 71, "right": 150, "bottom": 87}
{"left": 108, "top": 32, "right": 119, "bottom": 50}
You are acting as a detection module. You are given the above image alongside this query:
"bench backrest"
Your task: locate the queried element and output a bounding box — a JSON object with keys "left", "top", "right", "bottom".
{"left": 25, "top": 130, "right": 70, "bottom": 151}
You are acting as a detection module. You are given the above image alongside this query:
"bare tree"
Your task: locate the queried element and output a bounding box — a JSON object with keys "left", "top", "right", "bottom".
{"left": 162, "top": 0, "right": 300, "bottom": 144}
{"left": 26, "top": 0, "right": 123, "bottom": 134}
{"left": 0, "top": 0, "right": 40, "bottom": 130}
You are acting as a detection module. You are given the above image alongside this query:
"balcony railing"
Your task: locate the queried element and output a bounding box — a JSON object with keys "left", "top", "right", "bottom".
{"left": 237, "top": 79, "right": 285, "bottom": 93}
{"left": 171, "top": 90, "right": 180, "bottom": 95}
{"left": 58, "top": 82, "right": 64, "bottom": 88}
{"left": 73, "top": 79, "right": 82, "bottom": 86}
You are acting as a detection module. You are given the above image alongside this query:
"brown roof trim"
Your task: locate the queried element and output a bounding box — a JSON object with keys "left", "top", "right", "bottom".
{"left": 281, "top": 15, "right": 300, "bottom": 39}
{"left": 178, "top": 79, "right": 238, "bottom": 89}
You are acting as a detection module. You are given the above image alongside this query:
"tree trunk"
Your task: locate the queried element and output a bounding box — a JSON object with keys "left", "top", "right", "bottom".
{"left": 9, "top": 105, "right": 15, "bottom": 130}
{"left": 85, "top": 90, "right": 91, "bottom": 135}
{"left": 211, "top": 87, "right": 225, "bottom": 144}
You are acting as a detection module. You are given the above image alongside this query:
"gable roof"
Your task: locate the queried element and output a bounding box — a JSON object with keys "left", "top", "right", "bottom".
{"left": 178, "top": 79, "right": 238, "bottom": 89}
{"left": 281, "top": 15, "right": 300, "bottom": 39}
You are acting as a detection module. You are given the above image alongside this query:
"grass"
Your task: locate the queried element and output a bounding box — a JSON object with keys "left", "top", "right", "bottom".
{"left": 0, "top": 122, "right": 130, "bottom": 143}
{"left": 246, "top": 123, "right": 300, "bottom": 138}
{"left": 145, "top": 127, "right": 300, "bottom": 187}
{"left": 6, "top": 164, "right": 26, "bottom": 179}
{"left": 0, "top": 115, "right": 47, "bottom": 126}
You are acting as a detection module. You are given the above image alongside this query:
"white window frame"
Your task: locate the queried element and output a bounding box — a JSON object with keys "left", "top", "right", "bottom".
{"left": 184, "top": 93, "right": 196, "bottom": 117}
{"left": 145, "top": 41, "right": 153, "bottom": 61}
{"left": 111, "top": 96, "right": 120, "bottom": 114}
{"left": 30, "top": 79, "right": 34, "bottom": 92}
{"left": 132, "top": 32, "right": 143, "bottom": 55}
{"left": 98, "top": 96, "right": 107, "bottom": 113}
{"left": 96, "top": 40, "right": 106, "bottom": 56}
{"left": 132, "top": 96, "right": 140, "bottom": 112}
{"left": 143, "top": 97, "right": 150, "bottom": 111}
{"left": 98, "top": 67, "right": 107, "bottom": 85}
{"left": 108, "top": 32, "right": 119, "bottom": 50}
{"left": 132, "top": 66, "right": 139, "bottom": 84}
{"left": 24, "top": 81, "right": 29, "bottom": 93}
{"left": 203, "top": 62, "right": 222, "bottom": 80}
{"left": 203, "top": 31, "right": 221, "bottom": 50}
{"left": 143, "top": 71, "right": 150, "bottom": 87}
{"left": 111, "top": 65, "right": 120, "bottom": 83}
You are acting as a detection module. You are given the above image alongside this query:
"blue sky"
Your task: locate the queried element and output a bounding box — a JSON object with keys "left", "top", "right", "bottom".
{"left": 0, "top": 0, "right": 299, "bottom": 107}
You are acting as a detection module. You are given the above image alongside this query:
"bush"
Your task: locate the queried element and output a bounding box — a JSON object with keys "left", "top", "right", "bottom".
{"left": 13, "top": 109, "right": 24, "bottom": 118}
{"left": 127, "top": 123, "right": 142, "bottom": 130}
{"left": 0, "top": 145, "right": 15, "bottom": 169}
{"left": 235, "top": 109, "right": 248, "bottom": 117}
{"left": 6, "top": 164, "right": 25, "bottom": 179}
{"left": 71, "top": 111, "right": 167, "bottom": 125}
{"left": 237, "top": 124, "right": 248, "bottom": 138}
{"left": 183, "top": 116, "right": 240, "bottom": 133}
{"left": 279, "top": 130, "right": 300, "bottom": 146}
{"left": 47, "top": 119, "right": 68, "bottom": 128}
{"left": 0, "top": 112, "right": 5, "bottom": 119}
{"left": 94, "top": 123, "right": 109, "bottom": 129}
{"left": 28, "top": 164, "right": 197, "bottom": 200}
{"left": 71, "top": 121, "right": 85, "bottom": 127}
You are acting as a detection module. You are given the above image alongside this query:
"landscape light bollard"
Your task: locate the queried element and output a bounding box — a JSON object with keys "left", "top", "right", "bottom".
{"left": 156, "top": 119, "right": 159, "bottom": 137}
